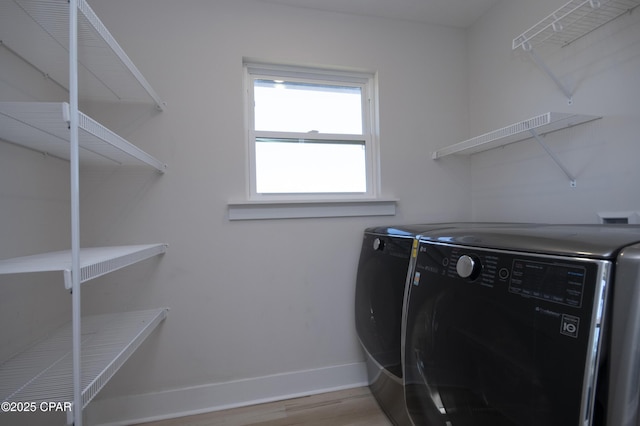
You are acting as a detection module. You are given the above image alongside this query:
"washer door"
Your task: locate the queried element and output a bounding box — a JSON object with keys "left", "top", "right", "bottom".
{"left": 403, "top": 242, "right": 606, "bottom": 426}
{"left": 355, "top": 233, "right": 412, "bottom": 378}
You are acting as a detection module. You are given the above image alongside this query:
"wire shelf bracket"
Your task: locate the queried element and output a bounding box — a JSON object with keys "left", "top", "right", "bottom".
{"left": 526, "top": 48, "right": 574, "bottom": 105}
{"left": 529, "top": 128, "right": 577, "bottom": 187}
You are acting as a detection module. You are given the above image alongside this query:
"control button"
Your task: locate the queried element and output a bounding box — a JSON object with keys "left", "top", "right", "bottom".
{"left": 373, "top": 238, "right": 385, "bottom": 251}
{"left": 498, "top": 268, "right": 510, "bottom": 280}
{"left": 457, "top": 255, "right": 480, "bottom": 279}
{"left": 442, "top": 258, "right": 449, "bottom": 267}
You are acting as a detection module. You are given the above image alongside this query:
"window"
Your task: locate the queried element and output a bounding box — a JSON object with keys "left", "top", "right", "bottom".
{"left": 245, "top": 62, "right": 379, "bottom": 201}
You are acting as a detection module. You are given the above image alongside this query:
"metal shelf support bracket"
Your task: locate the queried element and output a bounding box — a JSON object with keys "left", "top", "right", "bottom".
{"left": 524, "top": 45, "right": 574, "bottom": 105}
{"left": 529, "top": 128, "right": 577, "bottom": 187}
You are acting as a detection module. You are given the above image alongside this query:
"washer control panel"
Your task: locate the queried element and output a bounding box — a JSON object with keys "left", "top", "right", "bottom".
{"left": 414, "top": 241, "right": 591, "bottom": 308}
{"left": 509, "top": 258, "right": 586, "bottom": 308}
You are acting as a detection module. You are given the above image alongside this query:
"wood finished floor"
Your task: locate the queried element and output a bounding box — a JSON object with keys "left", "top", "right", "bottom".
{"left": 136, "top": 387, "right": 392, "bottom": 426}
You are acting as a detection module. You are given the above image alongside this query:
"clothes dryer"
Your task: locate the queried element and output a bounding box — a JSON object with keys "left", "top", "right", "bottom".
{"left": 403, "top": 224, "right": 640, "bottom": 426}
{"left": 356, "top": 224, "right": 444, "bottom": 426}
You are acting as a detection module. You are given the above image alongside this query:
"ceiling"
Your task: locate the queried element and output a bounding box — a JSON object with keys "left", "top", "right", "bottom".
{"left": 257, "top": 0, "right": 501, "bottom": 28}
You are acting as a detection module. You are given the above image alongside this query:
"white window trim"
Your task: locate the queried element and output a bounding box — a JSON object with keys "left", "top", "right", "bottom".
{"left": 228, "top": 198, "right": 397, "bottom": 221}
{"left": 228, "top": 61, "right": 395, "bottom": 220}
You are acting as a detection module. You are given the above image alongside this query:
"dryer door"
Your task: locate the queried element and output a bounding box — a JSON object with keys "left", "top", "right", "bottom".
{"left": 355, "top": 233, "right": 413, "bottom": 378}
{"left": 403, "top": 241, "right": 609, "bottom": 426}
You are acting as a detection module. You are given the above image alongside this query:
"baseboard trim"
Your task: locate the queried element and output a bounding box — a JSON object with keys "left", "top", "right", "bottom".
{"left": 86, "top": 362, "right": 368, "bottom": 426}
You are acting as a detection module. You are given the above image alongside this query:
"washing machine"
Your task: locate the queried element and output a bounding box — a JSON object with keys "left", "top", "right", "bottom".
{"left": 402, "top": 224, "right": 640, "bottom": 426}
{"left": 355, "top": 223, "right": 523, "bottom": 425}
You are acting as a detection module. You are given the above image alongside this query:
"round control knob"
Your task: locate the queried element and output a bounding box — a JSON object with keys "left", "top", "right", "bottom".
{"left": 373, "top": 238, "right": 385, "bottom": 251}
{"left": 456, "top": 255, "right": 479, "bottom": 279}
{"left": 498, "top": 268, "right": 510, "bottom": 280}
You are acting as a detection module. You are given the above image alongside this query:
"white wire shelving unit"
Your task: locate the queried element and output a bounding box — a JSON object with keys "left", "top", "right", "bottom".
{"left": 432, "top": 112, "right": 601, "bottom": 186}
{"left": 0, "top": 1, "right": 168, "bottom": 425}
{"left": 512, "top": 0, "right": 640, "bottom": 104}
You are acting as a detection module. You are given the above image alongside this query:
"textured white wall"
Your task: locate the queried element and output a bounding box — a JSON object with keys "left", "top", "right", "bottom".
{"left": 70, "top": 0, "right": 471, "bottom": 409}
{"left": 467, "top": 0, "right": 640, "bottom": 223}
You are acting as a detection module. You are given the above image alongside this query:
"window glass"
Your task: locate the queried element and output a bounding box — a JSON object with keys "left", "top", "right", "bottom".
{"left": 254, "top": 80, "right": 363, "bottom": 134}
{"left": 255, "top": 138, "right": 366, "bottom": 193}
{"left": 245, "top": 63, "right": 377, "bottom": 199}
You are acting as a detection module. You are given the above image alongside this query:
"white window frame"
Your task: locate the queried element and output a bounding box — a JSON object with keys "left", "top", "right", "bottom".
{"left": 244, "top": 61, "right": 380, "bottom": 201}
{"left": 229, "top": 61, "right": 395, "bottom": 220}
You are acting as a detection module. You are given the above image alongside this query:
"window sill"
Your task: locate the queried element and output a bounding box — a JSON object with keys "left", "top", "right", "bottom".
{"left": 227, "top": 199, "right": 397, "bottom": 221}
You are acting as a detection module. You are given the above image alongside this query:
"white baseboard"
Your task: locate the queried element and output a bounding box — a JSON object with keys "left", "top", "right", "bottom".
{"left": 85, "top": 362, "right": 368, "bottom": 426}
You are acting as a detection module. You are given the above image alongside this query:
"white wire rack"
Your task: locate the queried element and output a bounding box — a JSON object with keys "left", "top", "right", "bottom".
{"left": 0, "top": 308, "right": 168, "bottom": 409}
{"left": 1, "top": 1, "right": 167, "bottom": 425}
{"left": 433, "top": 112, "right": 602, "bottom": 186}
{"left": 0, "top": 0, "right": 165, "bottom": 109}
{"left": 0, "top": 102, "right": 167, "bottom": 172}
{"left": 511, "top": 0, "right": 640, "bottom": 103}
{"left": 513, "top": 0, "right": 640, "bottom": 50}
{"left": 0, "top": 244, "right": 168, "bottom": 290}
{"left": 432, "top": 112, "right": 601, "bottom": 159}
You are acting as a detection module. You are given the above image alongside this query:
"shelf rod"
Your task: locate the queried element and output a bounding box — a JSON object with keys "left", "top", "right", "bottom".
{"left": 529, "top": 128, "right": 577, "bottom": 187}
{"left": 526, "top": 47, "right": 574, "bottom": 104}
{"left": 69, "top": 0, "right": 82, "bottom": 424}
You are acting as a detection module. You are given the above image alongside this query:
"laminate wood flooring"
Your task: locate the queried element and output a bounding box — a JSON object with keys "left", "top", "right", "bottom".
{"left": 136, "top": 386, "right": 392, "bottom": 426}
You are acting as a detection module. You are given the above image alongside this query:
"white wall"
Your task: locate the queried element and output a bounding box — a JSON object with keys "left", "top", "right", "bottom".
{"left": 466, "top": 0, "right": 640, "bottom": 223}
{"left": 0, "top": 1, "right": 471, "bottom": 424}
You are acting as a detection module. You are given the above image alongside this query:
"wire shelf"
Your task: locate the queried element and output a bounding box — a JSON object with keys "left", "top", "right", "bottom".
{"left": 0, "top": 0, "right": 164, "bottom": 108}
{"left": 0, "top": 102, "right": 166, "bottom": 172}
{"left": 432, "top": 112, "right": 601, "bottom": 159}
{"left": 513, "top": 0, "right": 640, "bottom": 50}
{"left": 0, "top": 309, "right": 168, "bottom": 411}
{"left": 0, "top": 244, "right": 168, "bottom": 289}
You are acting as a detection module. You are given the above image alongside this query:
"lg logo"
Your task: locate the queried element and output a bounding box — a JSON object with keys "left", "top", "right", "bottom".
{"left": 560, "top": 315, "right": 580, "bottom": 338}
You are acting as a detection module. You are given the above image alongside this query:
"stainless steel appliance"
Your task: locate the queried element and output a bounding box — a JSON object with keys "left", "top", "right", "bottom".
{"left": 402, "top": 224, "right": 640, "bottom": 426}
{"left": 356, "top": 224, "right": 443, "bottom": 426}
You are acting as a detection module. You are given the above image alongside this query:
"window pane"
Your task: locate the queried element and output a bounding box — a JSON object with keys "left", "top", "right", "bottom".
{"left": 256, "top": 138, "right": 367, "bottom": 193}
{"left": 254, "top": 80, "right": 363, "bottom": 134}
